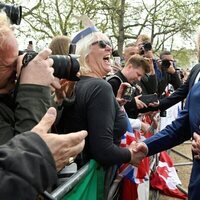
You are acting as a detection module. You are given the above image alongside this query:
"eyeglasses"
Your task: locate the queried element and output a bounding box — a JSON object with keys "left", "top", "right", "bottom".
{"left": 91, "top": 40, "right": 112, "bottom": 49}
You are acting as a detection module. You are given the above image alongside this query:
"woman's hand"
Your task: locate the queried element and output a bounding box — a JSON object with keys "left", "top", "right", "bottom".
{"left": 116, "top": 82, "right": 131, "bottom": 107}
{"left": 128, "top": 141, "right": 148, "bottom": 167}
{"left": 54, "top": 80, "right": 75, "bottom": 105}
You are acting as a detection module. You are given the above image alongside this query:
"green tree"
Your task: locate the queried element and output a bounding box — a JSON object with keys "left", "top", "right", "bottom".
{"left": 173, "top": 48, "right": 198, "bottom": 69}
{"left": 3, "top": 0, "right": 200, "bottom": 59}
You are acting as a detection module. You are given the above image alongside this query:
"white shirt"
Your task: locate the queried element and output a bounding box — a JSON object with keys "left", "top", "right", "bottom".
{"left": 129, "top": 118, "right": 141, "bottom": 130}
{"left": 194, "top": 72, "right": 200, "bottom": 84}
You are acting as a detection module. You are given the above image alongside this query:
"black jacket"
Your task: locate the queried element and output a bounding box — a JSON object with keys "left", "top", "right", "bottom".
{"left": 56, "top": 76, "right": 130, "bottom": 167}
{"left": 138, "top": 74, "right": 158, "bottom": 95}
{"left": 0, "top": 85, "right": 52, "bottom": 144}
{"left": 0, "top": 132, "right": 57, "bottom": 200}
{"left": 157, "top": 69, "right": 182, "bottom": 97}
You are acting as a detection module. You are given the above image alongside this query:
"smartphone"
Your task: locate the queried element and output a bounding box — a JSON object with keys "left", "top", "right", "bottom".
{"left": 114, "top": 56, "right": 121, "bottom": 66}
{"left": 139, "top": 94, "right": 158, "bottom": 104}
{"left": 122, "top": 85, "right": 135, "bottom": 101}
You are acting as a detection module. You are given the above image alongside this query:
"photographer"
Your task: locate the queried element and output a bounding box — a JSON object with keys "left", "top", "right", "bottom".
{"left": 0, "top": 11, "right": 61, "bottom": 144}
{"left": 156, "top": 51, "right": 182, "bottom": 97}
{"left": 139, "top": 51, "right": 182, "bottom": 117}
{"left": 0, "top": 5, "right": 88, "bottom": 199}
{"left": 135, "top": 34, "right": 158, "bottom": 95}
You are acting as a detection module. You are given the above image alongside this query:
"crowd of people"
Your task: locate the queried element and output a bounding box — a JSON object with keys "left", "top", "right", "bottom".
{"left": 0, "top": 11, "right": 87, "bottom": 199}
{"left": 1, "top": 3, "right": 200, "bottom": 200}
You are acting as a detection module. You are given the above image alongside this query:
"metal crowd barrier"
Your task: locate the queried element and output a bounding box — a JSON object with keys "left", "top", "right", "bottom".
{"left": 44, "top": 162, "right": 90, "bottom": 200}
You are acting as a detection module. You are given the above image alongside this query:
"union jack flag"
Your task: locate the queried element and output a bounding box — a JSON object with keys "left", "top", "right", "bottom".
{"left": 118, "top": 116, "right": 150, "bottom": 184}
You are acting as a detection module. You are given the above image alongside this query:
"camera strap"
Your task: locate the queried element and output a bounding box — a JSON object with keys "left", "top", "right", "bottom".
{"left": 13, "top": 61, "right": 28, "bottom": 102}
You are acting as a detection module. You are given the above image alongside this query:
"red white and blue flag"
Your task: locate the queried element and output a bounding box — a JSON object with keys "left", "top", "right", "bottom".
{"left": 150, "top": 151, "right": 188, "bottom": 199}
{"left": 117, "top": 116, "right": 151, "bottom": 200}
{"left": 118, "top": 117, "right": 150, "bottom": 184}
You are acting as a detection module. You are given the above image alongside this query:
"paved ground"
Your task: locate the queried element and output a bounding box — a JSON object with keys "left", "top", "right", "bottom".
{"left": 151, "top": 141, "right": 192, "bottom": 200}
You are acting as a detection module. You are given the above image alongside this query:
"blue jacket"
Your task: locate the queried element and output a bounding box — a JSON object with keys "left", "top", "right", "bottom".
{"left": 144, "top": 81, "right": 200, "bottom": 199}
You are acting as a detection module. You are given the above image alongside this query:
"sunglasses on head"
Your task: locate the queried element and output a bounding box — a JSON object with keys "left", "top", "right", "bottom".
{"left": 91, "top": 40, "right": 112, "bottom": 49}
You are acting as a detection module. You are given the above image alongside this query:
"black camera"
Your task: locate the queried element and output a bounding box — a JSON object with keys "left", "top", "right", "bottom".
{"left": 0, "top": 2, "right": 22, "bottom": 25}
{"left": 122, "top": 85, "right": 136, "bottom": 101}
{"left": 19, "top": 50, "right": 80, "bottom": 81}
{"left": 140, "top": 42, "right": 152, "bottom": 55}
{"left": 161, "top": 59, "right": 171, "bottom": 69}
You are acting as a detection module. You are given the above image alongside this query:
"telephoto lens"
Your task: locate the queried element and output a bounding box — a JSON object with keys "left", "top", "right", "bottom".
{"left": 21, "top": 51, "right": 80, "bottom": 81}
{"left": 51, "top": 55, "right": 80, "bottom": 81}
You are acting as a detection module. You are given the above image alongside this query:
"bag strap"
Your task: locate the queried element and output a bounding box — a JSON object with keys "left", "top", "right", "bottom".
{"left": 106, "top": 74, "right": 123, "bottom": 83}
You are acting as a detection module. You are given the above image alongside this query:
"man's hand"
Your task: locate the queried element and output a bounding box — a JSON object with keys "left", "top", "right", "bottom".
{"left": 167, "top": 65, "right": 176, "bottom": 74}
{"left": 148, "top": 101, "right": 160, "bottom": 107}
{"left": 31, "top": 107, "right": 87, "bottom": 171}
{"left": 192, "top": 132, "right": 200, "bottom": 159}
{"left": 143, "top": 56, "right": 155, "bottom": 75}
{"left": 135, "top": 95, "right": 147, "bottom": 109}
{"left": 19, "top": 48, "right": 61, "bottom": 89}
{"left": 128, "top": 141, "right": 148, "bottom": 167}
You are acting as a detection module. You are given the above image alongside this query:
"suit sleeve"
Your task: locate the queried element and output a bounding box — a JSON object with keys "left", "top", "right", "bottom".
{"left": 144, "top": 92, "right": 191, "bottom": 156}
{"left": 0, "top": 132, "right": 57, "bottom": 200}
{"left": 159, "top": 78, "right": 189, "bottom": 111}
{"left": 169, "top": 72, "right": 182, "bottom": 90}
{"left": 138, "top": 65, "right": 197, "bottom": 113}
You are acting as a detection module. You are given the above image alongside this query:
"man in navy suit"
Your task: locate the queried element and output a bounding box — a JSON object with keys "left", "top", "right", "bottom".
{"left": 131, "top": 80, "right": 200, "bottom": 199}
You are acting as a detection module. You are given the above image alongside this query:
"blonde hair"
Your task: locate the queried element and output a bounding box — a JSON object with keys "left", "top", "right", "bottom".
{"left": 49, "top": 35, "right": 71, "bottom": 55}
{"left": 125, "top": 54, "right": 150, "bottom": 74}
{"left": 49, "top": 35, "right": 75, "bottom": 99}
{"left": 136, "top": 34, "right": 151, "bottom": 44}
{"left": 74, "top": 30, "right": 109, "bottom": 75}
